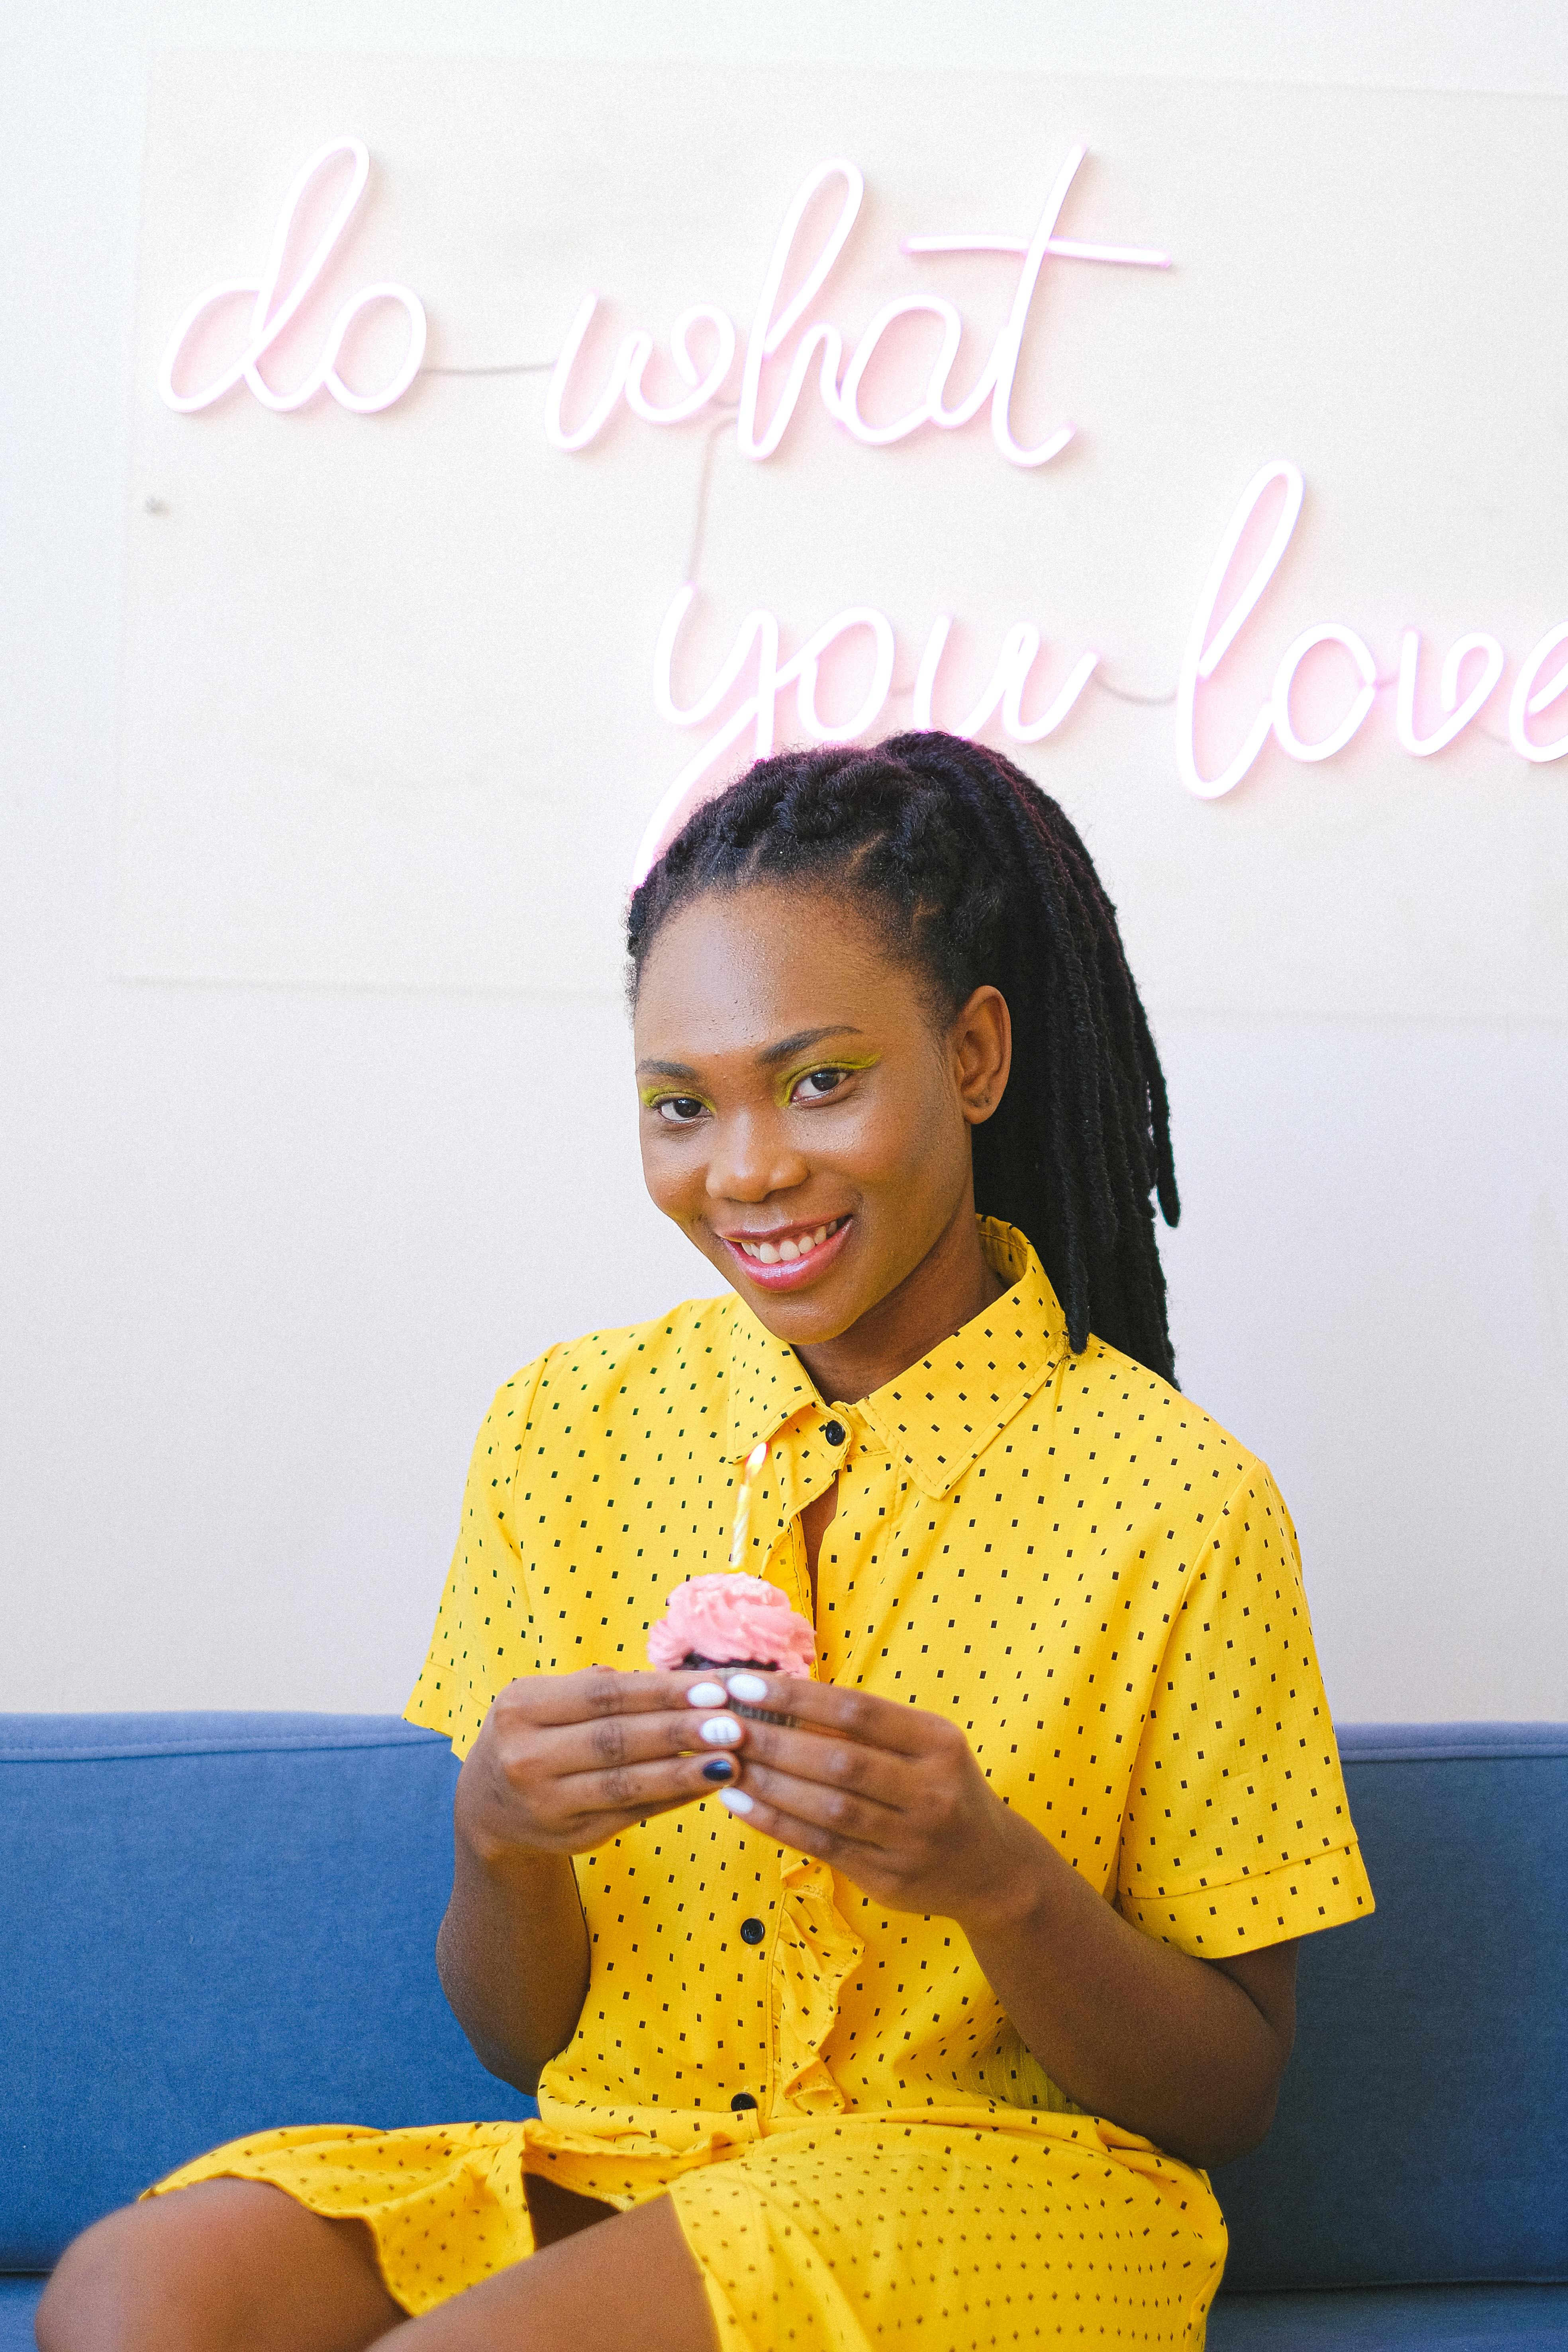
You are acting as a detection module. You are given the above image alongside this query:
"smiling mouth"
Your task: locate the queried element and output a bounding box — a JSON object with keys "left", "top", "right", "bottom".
{"left": 731, "top": 1215, "right": 849, "bottom": 1267}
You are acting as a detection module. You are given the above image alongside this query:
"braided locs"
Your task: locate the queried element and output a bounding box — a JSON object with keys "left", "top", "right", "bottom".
{"left": 626, "top": 732, "right": 1180, "bottom": 1383}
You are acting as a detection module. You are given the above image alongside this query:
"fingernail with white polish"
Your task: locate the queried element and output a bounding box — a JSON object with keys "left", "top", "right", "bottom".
{"left": 700, "top": 1717, "right": 742, "bottom": 1746}
{"left": 718, "top": 1787, "right": 754, "bottom": 1815}
{"left": 725, "top": 1674, "right": 769, "bottom": 1703}
{"left": 686, "top": 1683, "right": 727, "bottom": 1709}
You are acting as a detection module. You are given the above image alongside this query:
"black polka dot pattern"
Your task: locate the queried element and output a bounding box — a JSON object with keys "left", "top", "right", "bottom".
{"left": 149, "top": 1220, "right": 1368, "bottom": 2343}
{"left": 668, "top": 2112, "right": 1229, "bottom": 2348}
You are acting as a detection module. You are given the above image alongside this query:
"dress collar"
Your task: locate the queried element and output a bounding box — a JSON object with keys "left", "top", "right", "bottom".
{"left": 723, "top": 1218, "right": 1070, "bottom": 1498}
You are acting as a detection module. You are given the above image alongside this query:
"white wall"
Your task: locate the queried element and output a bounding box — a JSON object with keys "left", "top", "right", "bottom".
{"left": 3, "top": 0, "right": 1565, "bottom": 1723}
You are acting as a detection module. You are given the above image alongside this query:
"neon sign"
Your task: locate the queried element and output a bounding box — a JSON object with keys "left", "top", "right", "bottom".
{"left": 158, "top": 138, "right": 427, "bottom": 415}
{"left": 159, "top": 137, "right": 1166, "bottom": 464}
{"left": 1509, "top": 625, "right": 1568, "bottom": 764}
{"left": 1396, "top": 631, "right": 1505, "bottom": 759}
{"left": 156, "top": 136, "right": 1568, "bottom": 823}
{"left": 547, "top": 145, "right": 1169, "bottom": 465}
{"left": 635, "top": 590, "right": 1101, "bottom": 882}
{"left": 635, "top": 461, "right": 1568, "bottom": 874}
{"left": 1173, "top": 461, "right": 1568, "bottom": 792}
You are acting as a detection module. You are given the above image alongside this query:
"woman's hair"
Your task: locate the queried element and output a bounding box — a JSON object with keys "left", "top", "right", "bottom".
{"left": 626, "top": 732, "right": 1180, "bottom": 1383}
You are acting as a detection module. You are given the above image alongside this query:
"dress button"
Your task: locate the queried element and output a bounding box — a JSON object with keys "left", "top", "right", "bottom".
{"left": 739, "top": 1916, "right": 766, "bottom": 1945}
{"left": 730, "top": 2091, "right": 758, "bottom": 2111}
{"left": 823, "top": 1419, "right": 847, "bottom": 1447}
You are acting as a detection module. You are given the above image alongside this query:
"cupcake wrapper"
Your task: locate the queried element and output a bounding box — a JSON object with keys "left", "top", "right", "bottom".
{"left": 682, "top": 1652, "right": 799, "bottom": 1729}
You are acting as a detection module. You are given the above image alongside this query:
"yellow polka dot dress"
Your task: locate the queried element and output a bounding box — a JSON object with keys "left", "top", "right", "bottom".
{"left": 152, "top": 1221, "right": 1372, "bottom": 2347}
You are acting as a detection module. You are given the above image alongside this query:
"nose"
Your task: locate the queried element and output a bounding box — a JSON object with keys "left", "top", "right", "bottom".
{"left": 705, "top": 1107, "right": 809, "bottom": 1204}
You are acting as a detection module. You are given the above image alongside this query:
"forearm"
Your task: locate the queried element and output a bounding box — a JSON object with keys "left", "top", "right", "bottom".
{"left": 704, "top": 1680, "right": 1297, "bottom": 2165}
{"left": 437, "top": 1768, "right": 591, "bottom": 2093}
{"left": 429, "top": 1664, "right": 743, "bottom": 2087}
{"left": 959, "top": 1822, "right": 1292, "bottom": 2170}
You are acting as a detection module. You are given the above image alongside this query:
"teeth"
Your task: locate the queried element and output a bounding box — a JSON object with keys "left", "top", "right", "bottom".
{"left": 738, "top": 1218, "right": 842, "bottom": 1264}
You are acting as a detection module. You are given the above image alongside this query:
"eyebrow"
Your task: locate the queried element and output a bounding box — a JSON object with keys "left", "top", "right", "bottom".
{"left": 756, "top": 1024, "right": 865, "bottom": 1067}
{"left": 635, "top": 1025, "right": 864, "bottom": 1082}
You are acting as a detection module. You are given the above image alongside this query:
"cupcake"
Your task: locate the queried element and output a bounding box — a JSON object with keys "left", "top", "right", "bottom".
{"left": 647, "top": 1572, "right": 815, "bottom": 1722}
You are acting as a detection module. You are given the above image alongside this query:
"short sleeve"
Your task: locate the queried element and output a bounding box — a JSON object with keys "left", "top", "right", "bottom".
{"left": 1116, "top": 1458, "right": 1374, "bottom": 1954}
{"left": 404, "top": 1354, "right": 551, "bottom": 1758}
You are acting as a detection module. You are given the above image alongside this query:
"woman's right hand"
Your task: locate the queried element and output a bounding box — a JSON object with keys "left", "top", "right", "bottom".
{"left": 455, "top": 1667, "right": 741, "bottom": 1868}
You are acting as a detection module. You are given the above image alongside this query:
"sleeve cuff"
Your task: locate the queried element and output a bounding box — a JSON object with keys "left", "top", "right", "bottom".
{"left": 1121, "top": 1839, "right": 1375, "bottom": 1954}
{"left": 402, "top": 1688, "right": 480, "bottom": 1760}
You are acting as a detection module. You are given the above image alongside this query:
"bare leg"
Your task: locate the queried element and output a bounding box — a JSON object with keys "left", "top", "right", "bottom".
{"left": 36, "top": 2179, "right": 401, "bottom": 2352}
{"left": 37, "top": 2175, "right": 717, "bottom": 2352}
{"left": 371, "top": 2194, "right": 717, "bottom": 2352}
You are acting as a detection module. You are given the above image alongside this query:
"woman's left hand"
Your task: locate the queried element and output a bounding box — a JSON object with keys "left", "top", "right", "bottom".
{"left": 694, "top": 1676, "right": 1043, "bottom": 1930}
{"left": 694, "top": 1671, "right": 1300, "bottom": 2173}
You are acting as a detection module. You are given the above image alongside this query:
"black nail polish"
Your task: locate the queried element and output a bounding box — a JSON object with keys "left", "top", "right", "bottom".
{"left": 702, "top": 1756, "right": 736, "bottom": 1782}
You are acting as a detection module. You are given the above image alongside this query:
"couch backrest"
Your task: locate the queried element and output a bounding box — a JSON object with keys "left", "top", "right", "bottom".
{"left": 1215, "top": 1724, "right": 1568, "bottom": 2291}
{"left": 4, "top": 1716, "right": 1564, "bottom": 2285}
{"left": 0, "top": 1715, "right": 529, "bottom": 2269}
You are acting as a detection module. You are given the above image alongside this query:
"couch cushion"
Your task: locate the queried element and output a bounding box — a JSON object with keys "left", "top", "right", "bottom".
{"left": 0, "top": 2279, "right": 46, "bottom": 2352}
{"left": 1208, "top": 2285, "right": 1568, "bottom": 2348}
{"left": 6, "top": 2275, "right": 1564, "bottom": 2352}
{"left": 0, "top": 1715, "right": 531, "bottom": 2268}
{"left": 1214, "top": 1725, "right": 1568, "bottom": 2291}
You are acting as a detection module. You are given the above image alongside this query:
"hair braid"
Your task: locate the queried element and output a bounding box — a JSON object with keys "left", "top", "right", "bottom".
{"left": 626, "top": 732, "right": 1180, "bottom": 1382}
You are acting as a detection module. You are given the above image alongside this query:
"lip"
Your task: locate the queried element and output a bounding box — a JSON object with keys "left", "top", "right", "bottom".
{"left": 716, "top": 1214, "right": 853, "bottom": 1292}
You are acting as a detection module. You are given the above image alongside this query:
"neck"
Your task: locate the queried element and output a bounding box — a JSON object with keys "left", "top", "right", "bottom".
{"left": 792, "top": 1201, "right": 1007, "bottom": 1405}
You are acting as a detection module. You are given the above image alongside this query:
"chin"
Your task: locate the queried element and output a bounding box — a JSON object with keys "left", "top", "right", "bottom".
{"left": 715, "top": 1255, "right": 870, "bottom": 1344}
{"left": 745, "top": 1288, "right": 864, "bottom": 1343}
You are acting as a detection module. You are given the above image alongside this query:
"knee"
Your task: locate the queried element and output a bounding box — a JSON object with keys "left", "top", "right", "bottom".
{"left": 36, "top": 2176, "right": 395, "bottom": 2352}
{"left": 35, "top": 2205, "right": 155, "bottom": 2352}
{"left": 35, "top": 2194, "right": 243, "bottom": 2352}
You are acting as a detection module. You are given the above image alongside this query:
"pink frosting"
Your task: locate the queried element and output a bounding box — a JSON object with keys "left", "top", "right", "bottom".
{"left": 647, "top": 1573, "right": 816, "bottom": 1678}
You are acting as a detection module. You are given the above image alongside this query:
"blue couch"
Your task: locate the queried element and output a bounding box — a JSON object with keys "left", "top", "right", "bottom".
{"left": 3, "top": 1716, "right": 1563, "bottom": 2348}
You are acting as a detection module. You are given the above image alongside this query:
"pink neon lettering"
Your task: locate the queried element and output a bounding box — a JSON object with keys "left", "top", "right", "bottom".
{"left": 903, "top": 143, "right": 1169, "bottom": 466}
{"left": 838, "top": 297, "right": 964, "bottom": 447}
{"left": 737, "top": 160, "right": 864, "bottom": 461}
{"left": 547, "top": 300, "right": 739, "bottom": 449}
{"left": 913, "top": 615, "right": 1098, "bottom": 741}
{"left": 639, "top": 590, "right": 787, "bottom": 882}
{"left": 653, "top": 587, "right": 773, "bottom": 731}
{"left": 627, "top": 306, "right": 737, "bottom": 423}
{"left": 640, "top": 589, "right": 1100, "bottom": 882}
{"left": 158, "top": 148, "right": 1563, "bottom": 794}
{"left": 547, "top": 147, "right": 1168, "bottom": 463}
{"left": 1396, "top": 630, "right": 1504, "bottom": 756}
{"left": 792, "top": 609, "right": 897, "bottom": 741}
{"left": 545, "top": 295, "right": 633, "bottom": 451}
{"left": 649, "top": 553, "right": 1568, "bottom": 861}
{"left": 901, "top": 233, "right": 1170, "bottom": 269}
{"left": 1177, "top": 461, "right": 1305, "bottom": 799}
{"left": 1272, "top": 624, "right": 1378, "bottom": 762}
{"left": 1507, "top": 622, "right": 1568, "bottom": 762}
{"left": 158, "top": 138, "right": 426, "bottom": 416}
{"left": 640, "top": 590, "right": 894, "bottom": 879}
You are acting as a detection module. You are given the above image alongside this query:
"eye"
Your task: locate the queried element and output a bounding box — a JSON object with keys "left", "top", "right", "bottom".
{"left": 790, "top": 1066, "right": 850, "bottom": 1103}
{"left": 653, "top": 1096, "right": 710, "bottom": 1125}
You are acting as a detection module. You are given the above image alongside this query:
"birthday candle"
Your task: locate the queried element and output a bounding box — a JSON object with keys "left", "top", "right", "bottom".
{"left": 729, "top": 1441, "right": 768, "bottom": 1568}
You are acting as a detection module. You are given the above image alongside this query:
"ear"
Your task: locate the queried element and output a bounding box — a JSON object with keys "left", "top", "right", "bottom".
{"left": 951, "top": 985, "right": 1011, "bottom": 1126}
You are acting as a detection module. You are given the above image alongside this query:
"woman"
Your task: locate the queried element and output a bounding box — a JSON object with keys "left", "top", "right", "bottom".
{"left": 42, "top": 734, "right": 1372, "bottom": 2352}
